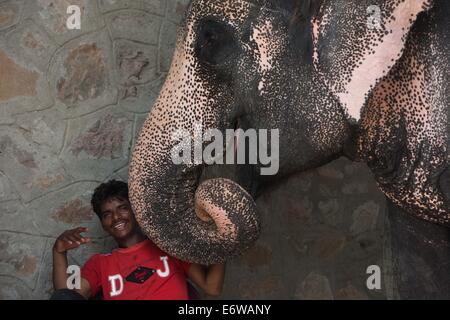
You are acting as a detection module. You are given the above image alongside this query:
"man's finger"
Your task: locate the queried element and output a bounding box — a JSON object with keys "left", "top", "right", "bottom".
{"left": 72, "top": 233, "right": 83, "bottom": 242}
{"left": 62, "top": 237, "right": 73, "bottom": 245}
{"left": 78, "top": 237, "right": 91, "bottom": 244}
{"left": 80, "top": 237, "right": 90, "bottom": 243}
{"left": 67, "top": 235, "right": 81, "bottom": 245}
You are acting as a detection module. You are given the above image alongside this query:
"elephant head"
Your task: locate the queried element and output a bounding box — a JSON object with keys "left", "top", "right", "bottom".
{"left": 129, "top": 0, "right": 449, "bottom": 264}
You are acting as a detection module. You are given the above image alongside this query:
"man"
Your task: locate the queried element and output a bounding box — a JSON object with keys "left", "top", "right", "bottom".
{"left": 51, "top": 180, "right": 225, "bottom": 300}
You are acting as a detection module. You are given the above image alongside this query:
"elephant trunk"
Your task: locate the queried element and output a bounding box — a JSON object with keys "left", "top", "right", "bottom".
{"left": 129, "top": 37, "right": 260, "bottom": 264}
{"left": 129, "top": 123, "right": 259, "bottom": 264}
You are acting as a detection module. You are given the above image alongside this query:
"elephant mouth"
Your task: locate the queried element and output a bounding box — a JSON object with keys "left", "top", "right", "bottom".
{"left": 201, "top": 116, "right": 261, "bottom": 187}
{"left": 129, "top": 114, "right": 262, "bottom": 265}
{"left": 192, "top": 115, "right": 267, "bottom": 260}
{"left": 196, "top": 117, "right": 260, "bottom": 222}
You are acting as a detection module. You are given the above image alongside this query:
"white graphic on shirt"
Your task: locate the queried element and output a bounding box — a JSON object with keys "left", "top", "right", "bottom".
{"left": 156, "top": 256, "right": 170, "bottom": 278}
{"left": 108, "top": 274, "right": 124, "bottom": 297}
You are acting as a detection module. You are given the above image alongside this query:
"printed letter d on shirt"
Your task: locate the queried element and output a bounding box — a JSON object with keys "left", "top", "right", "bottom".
{"left": 108, "top": 274, "right": 123, "bottom": 297}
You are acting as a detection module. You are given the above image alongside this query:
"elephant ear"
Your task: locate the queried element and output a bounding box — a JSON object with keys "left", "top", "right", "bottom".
{"left": 312, "top": 0, "right": 433, "bottom": 121}
{"left": 362, "top": 0, "right": 449, "bottom": 222}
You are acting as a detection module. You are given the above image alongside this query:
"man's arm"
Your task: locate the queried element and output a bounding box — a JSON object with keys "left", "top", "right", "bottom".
{"left": 187, "top": 263, "right": 226, "bottom": 297}
{"left": 52, "top": 227, "right": 92, "bottom": 299}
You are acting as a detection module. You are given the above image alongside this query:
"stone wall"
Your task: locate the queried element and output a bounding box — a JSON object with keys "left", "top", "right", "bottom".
{"left": 0, "top": 0, "right": 388, "bottom": 299}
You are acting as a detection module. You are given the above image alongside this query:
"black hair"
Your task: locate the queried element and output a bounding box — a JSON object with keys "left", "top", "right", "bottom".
{"left": 91, "top": 180, "right": 129, "bottom": 219}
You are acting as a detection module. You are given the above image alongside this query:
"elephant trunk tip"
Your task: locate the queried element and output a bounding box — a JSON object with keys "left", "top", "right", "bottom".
{"left": 140, "top": 178, "right": 259, "bottom": 265}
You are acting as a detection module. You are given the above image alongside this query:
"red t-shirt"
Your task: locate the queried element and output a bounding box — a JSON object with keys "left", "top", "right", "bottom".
{"left": 81, "top": 239, "right": 191, "bottom": 300}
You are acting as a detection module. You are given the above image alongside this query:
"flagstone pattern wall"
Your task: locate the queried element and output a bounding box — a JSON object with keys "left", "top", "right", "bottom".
{"left": 0, "top": 0, "right": 388, "bottom": 299}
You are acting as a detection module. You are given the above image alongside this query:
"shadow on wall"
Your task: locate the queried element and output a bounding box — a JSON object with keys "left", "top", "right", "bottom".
{"left": 221, "top": 158, "right": 387, "bottom": 300}
{"left": 0, "top": 0, "right": 386, "bottom": 299}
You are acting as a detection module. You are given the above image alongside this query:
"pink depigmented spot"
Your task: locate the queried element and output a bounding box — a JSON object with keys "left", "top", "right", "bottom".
{"left": 250, "top": 18, "right": 285, "bottom": 95}
{"left": 199, "top": 198, "right": 237, "bottom": 240}
{"left": 251, "top": 20, "right": 274, "bottom": 73}
{"left": 312, "top": 17, "right": 320, "bottom": 66}
{"left": 338, "top": 0, "right": 432, "bottom": 120}
{"left": 312, "top": 7, "right": 331, "bottom": 69}
{"left": 258, "top": 80, "right": 264, "bottom": 92}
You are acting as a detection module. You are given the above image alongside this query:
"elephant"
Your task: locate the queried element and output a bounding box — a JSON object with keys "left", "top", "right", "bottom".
{"left": 129, "top": 0, "right": 449, "bottom": 298}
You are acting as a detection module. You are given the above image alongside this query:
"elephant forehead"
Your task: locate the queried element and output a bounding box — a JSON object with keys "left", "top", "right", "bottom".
{"left": 192, "top": 0, "right": 253, "bottom": 25}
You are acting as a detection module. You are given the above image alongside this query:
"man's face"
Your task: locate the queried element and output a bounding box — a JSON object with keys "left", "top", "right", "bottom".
{"left": 100, "top": 197, "right": 140, "bottom": 240}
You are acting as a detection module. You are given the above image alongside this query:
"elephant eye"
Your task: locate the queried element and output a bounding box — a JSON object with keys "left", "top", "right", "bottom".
{"left": 195, "top": 19, "right": 238, "bottom": 67}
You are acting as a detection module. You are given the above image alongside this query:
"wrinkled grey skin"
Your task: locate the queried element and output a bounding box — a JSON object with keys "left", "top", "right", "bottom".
{"left": 129, "top": 0, "right": 449, "bottom": 298}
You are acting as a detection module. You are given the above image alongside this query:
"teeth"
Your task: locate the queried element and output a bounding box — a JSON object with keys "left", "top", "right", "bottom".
{"left": 113, "top": 222, "right": 125, "bottom": 230}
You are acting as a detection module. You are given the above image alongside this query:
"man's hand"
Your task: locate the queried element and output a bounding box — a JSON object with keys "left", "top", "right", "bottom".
{"left": 53, "top": 227, "right": 91, "bottom": 254}
{"left": 187, "top": 263, "right": 225, "bottom": 297}
{"left": 52, "top": 227, "right": 92, "bottom": 297}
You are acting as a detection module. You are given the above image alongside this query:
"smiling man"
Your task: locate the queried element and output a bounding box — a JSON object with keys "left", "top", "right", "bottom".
{"left": 51, "top": 180, "right": 225, "bottom": 300}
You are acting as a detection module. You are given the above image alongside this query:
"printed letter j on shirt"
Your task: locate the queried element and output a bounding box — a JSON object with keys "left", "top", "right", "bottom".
{"left": 157, "top": 256, "right": 170, "bottom": 278}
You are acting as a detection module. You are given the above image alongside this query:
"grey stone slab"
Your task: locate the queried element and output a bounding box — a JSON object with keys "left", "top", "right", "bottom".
{"left": 47, "top": 30, "right": 118, "bottom": 117}
{"left": 13, "top": 108, "right": 67, "bottom": 155}
{"left": 67, "top": 236, "right": 108, "bottom": 268}
{"left": 0, "top": 275, "right": 32, "bottom": 299}
{"left": 334, "top": 283, "right": 370, "bottom": 300}
{"left": 0, "top": 48, "right": 54, "bottom": 113}
{"left": 0, "top": 199, "right": 31, "bottom": 234}
{"left": 98, "top": 0, "right": 142, "bottom": 13}
{"left": 350, "top": 201, "right": 380, "bottom": 235}
{"left": 317, "top": 162, "right": 345, "bottom": 180}
{"left": 113, "top": 39, "right": 158, "bottom": 87}
{"left": 318, "top": 198, "right": 343, "bottom": 226}
{"left": 0, "top": 232, "right": 48, "bottom": 291}
{"left": 5, "top": 19, "right": 58, "bottom": 72}
{"left": 28, "top": 181, "right": 107, "bottom": 237}
{"left": 0, "top": 126, "right": 73, "bottom": 203}
{"left": 0, "top": 109, "right": 15, "bottom": 125}
{"left": 166, "top": 0, "right": 190, "bottom": 24}
{"left": 341, "top": 181, "right": 369, "bottom": 195}
{"left": 106, "top": 10, "right": 162, "bottom": 45}
{"left": 31, "top": 239, "right": 52, "bottom": 299}
{"left": 118, "top": 79, "right": 162, "bottom": 114}
{"left": 0, "top": 171, "right": 20, "bottom": 202}
{"left": 24, "top": 0, "right": 104, "bottom": 45}
{"left": 0, "top": 172, "right": 33, "bottom": 234}
{"left": 0, "top": 172, "right": 39, "bottom": 234}
{"left": 339, "top": 231, "right": 384, "bottom": 267}
{"left": 104, "top": 165, "right": 130, "bottom": 183}
{"left": 141, "top": 0, "right": 166, "bottom": 17}
{"left": 294, "top": 272, "right": 334, "bottom": 300}
{"left": 238, "top": 274, "right": 284, "bottom": 299}
{"left": 60, "top": 105, "right": 134, "bottom": 181}
{"left": 0, "top": 0, "right": 23, "bottom": 31}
